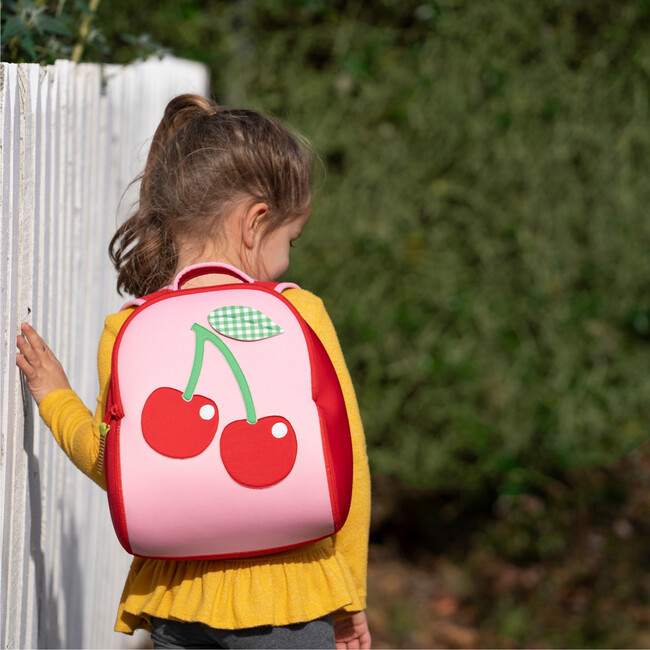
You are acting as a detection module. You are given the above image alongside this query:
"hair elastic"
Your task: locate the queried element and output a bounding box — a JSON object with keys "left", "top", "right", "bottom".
{"left": 208, "top": 111, "right": 217, "bottom": 116}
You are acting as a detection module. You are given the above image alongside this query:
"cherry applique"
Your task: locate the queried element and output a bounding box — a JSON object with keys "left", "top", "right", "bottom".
{"left": 220, "top": 415, "right": 297, "bottom": 488}
{"left": 141, "top": 387, "right": 218, "bottom": 459}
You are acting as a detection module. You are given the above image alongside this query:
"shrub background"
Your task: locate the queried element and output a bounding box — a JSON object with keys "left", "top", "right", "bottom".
{"left": 95, "top": 0, "right": 650, "bottom": 495}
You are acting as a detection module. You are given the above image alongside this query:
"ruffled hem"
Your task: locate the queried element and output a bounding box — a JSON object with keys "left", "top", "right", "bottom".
{"left": 114, "top": 540, "right": 364, "bottom": 634}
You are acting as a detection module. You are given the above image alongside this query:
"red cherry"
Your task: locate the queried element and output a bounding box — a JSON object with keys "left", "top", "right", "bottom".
{"left": 141, "top": 387, "right": 219, "bottom": 458}
{"left": 220, "top": 415, "right": 297, "bottom": 488}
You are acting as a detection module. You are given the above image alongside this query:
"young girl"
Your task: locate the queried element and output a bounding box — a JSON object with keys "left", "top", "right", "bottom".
{"left": 15, "top": 94, "right": 371, "bottom": 650}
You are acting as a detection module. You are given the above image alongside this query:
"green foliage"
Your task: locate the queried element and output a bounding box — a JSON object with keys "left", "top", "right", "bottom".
{"left": 1, "top": 0, "right": 169, "bottom": 63}
{"left": 463, "top": 450, "right": 650, "bottom": 647}
{"left": 95, "top": 0, "right": 650, "bottom": 492}
{"left": 368, "top": 447, "right": 650, "bottom": 648}
{"left": 2, "top": 0, "right": 82, "bottom": 62}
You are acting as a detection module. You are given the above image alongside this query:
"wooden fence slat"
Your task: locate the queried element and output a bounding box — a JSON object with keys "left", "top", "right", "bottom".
{"left": 2, "top": 61, "right": 23, "bottom": 649}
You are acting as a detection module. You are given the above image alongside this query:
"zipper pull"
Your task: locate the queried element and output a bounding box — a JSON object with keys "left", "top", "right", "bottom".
{"left": 97, "top": 422, "right": 110, "bottom": 475}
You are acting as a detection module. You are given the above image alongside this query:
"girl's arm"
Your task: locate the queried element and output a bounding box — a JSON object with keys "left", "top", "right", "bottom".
{"left": 311, "top": 299, "right": 371, "bottom": 603}
{"left": 310, "top": 298, "right": 371, "bottom": 648}
{"left": 16, "top": 313, "right": 130, "bottom": 489}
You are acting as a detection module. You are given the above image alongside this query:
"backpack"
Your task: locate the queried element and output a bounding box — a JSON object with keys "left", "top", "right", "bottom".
{"left": 101, "top": 263, "right": 353, "bottom": 560}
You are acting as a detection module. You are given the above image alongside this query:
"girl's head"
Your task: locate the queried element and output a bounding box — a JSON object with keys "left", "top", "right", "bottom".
{"left": 109, "top": 94, "right": 313, "bottom": 296}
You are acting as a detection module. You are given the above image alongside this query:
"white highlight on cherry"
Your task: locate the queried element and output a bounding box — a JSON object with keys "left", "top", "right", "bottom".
{"left": 271, "top": 422, "right": 288, "bottom": 438}
{"left": 199, "top": 405, "right": 216, "bottom": 420}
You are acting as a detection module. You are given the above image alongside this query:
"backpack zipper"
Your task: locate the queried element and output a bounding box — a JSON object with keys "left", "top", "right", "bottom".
{"left": 97, "top": 422, "right": 110, "bottom": 475}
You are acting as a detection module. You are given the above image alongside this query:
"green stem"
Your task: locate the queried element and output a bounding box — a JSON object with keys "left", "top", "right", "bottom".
{"left": 183, "top": 323, "right": 257, "bottom": 424}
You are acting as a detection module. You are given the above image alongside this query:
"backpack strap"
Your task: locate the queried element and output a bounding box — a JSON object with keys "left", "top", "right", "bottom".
{"left": 172, "top": 263, "right": 255, "bottom": 290}
{"left": 256, "top": 281, "right": 301, "bottom": 293}
{"left": 120, "top": 287, "right": 172, "bottom": 310}
{"left": 173, "top": 264, "right": 301, "bottom": 292}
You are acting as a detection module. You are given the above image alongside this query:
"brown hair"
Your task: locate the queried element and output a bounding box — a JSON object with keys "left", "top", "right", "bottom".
{"left": 109, "top": 94, "right": 313, "bottom": 296}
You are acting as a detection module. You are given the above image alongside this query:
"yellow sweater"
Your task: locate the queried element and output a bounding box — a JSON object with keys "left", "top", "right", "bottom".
{"left": 39, "top": 288, "right": 370, "bottom": 634}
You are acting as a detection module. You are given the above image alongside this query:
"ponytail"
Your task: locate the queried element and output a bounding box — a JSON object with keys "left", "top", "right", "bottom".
{"left": 109, "top": 95, "right": 218, "bottom": 296}
{"left": 108, "top": 212, "right": 175, "bottom": 298}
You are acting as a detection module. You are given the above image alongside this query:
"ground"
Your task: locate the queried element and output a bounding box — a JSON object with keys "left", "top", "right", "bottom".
{"left": 367, "top": 444, "right": 650, "bottom": 648}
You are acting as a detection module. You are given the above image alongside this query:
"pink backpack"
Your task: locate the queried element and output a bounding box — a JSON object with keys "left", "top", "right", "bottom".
{"left": 101, "top": 263, "right": 353, "bottom": 560}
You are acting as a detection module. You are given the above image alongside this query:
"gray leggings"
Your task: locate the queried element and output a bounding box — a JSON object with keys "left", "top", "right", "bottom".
{"left": 149, "top": 614, "right": 335, "bottom": 649}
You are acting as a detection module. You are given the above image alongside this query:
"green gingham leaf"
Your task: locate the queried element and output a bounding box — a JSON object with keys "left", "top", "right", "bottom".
{"left": 208, "top": 306, "right": 283, "bottom": 341}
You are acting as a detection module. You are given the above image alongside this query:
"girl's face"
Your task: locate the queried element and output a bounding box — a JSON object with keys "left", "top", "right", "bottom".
{"left": 255, "top": 211, "right": 310, "bottom": 281}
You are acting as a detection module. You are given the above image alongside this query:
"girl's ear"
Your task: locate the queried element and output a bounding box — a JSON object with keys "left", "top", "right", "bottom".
{"left": 242, "top": 202, "right": 269, "bottom": 249}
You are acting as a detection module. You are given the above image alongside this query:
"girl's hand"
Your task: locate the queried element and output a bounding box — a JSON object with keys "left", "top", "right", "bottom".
{"left": 334, "top": 611, "right": 371, "bottom": 649}
{"left": 16, "top": 323, "right": 71, "bottom": 405}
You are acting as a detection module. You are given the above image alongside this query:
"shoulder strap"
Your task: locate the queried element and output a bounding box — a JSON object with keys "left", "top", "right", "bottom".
{"left": 174, "top": 264, "right": 301, "bottom": 293}
{"left": 120, "top": 287, "right": 172, "bottom": 311}
{"left": 255, "top": 281, "right": 301, "bottom": 293}
{"left": 172, "top": 263, "right": 255, "bottom": 289}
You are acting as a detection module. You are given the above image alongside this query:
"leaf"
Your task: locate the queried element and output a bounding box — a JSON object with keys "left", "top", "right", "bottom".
{"left": 207, "top": 306, "right": 284, "bottom": 342}
{"left": 38, "top": 15, "right": 72, "bottom": 36}
{"left": 20, "top": 31, "right": 36, "bottom": 59}
{"left": 2, "top": 16, "right": 29, "bottom": 39}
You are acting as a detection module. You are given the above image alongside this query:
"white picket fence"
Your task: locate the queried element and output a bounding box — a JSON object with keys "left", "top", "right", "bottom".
{"left": 0, "top": 57, "right": 209, "bottom": 649}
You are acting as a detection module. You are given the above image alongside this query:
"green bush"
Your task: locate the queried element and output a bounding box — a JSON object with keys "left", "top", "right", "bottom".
{"left": 1, "top": 0, "right": 167, "bottom": 63}
{"left": 97, "top": 0, "right": 650, "bottom": 493}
